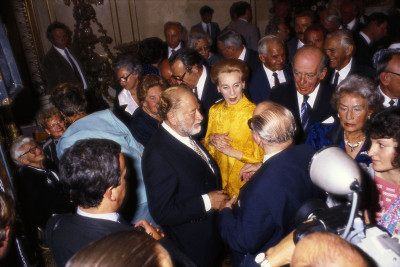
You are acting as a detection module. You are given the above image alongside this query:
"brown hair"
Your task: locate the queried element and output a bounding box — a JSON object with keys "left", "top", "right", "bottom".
{"left": 210, "top": 58, "right": 249, "bottom": 86}
{"left": 37, "top": 107, "right": 63, "bottom": 129}
{"left": 137, "top": 74, "right": 167, "bottom": 103}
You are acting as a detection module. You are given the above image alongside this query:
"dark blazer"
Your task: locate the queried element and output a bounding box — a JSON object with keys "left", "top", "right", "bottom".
{"left": 219, "top": 145, "right": 320, "bottom": 266}
{"left": 286, "top": 37, "right": 299, "bottom": 63}
{"left": 42, "top": 46, "right": 85, "bottom": 93}
{"left": 191, "top": 22, "right": 221, "bottom": 41}
{"left": 243, "top": 47, "right": 262, "bottom": 75}
{"left": 248, "top": 64, "right": 293, "bottom": 104}
{"left": 142, "top": 126, "right": 222, "bottom": 266}
{"left": 270, "top": 80, "right": 336, "bottom": 143}
{"left": 46, "top": 214, "right": 196, "bottom": 267}
{"left": 16, "top": 164, "right": 74, "bottom": 231}
{"left": 129, "top": 107, "right": 160, "bottom": 147}
{"left": 326, "top": 58, "right": 375, "bottom": 84}
{"left": 163, "top": 41, "right": 186, "bottom": 59}
{"left": 354, "top": 33, "right": 375, "bottom": 68}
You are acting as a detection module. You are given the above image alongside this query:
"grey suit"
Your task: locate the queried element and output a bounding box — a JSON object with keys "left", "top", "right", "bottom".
{"left": 227, "top": 20, "right": 260, "bottom": 51}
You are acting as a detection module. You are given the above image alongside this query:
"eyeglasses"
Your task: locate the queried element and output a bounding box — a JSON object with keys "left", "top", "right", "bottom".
{"left": 385, "top": 70, "right": 400, "bottom": 77}
{"left": 293, "top": 70, "right": 318, "bottom": 80}
{"left": 19, "top": 145, "right": 40, "bottom": 158}
{"left": 247, "top": 118, "right": 254, "bottom": 131}
{"left": 48, "top": 120, "right": 64, "bottom": 129}
{"left": 118, "top": 73, "right": 133, "bottom": 82}
{"left": 172, "top": 71, "right": 187, "bottom": 82}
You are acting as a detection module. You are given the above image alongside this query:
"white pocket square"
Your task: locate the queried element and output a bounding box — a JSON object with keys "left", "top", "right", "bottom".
{"left": 322, "top": 116, "right": 335, "bottom": 123}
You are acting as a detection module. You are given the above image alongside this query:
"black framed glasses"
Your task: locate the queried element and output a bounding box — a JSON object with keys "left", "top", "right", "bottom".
{"left": 18, "top": 145, "right": 40, "bottom": 158}
{"left": 247, "top": 118, "right": 253, "bottom": 131}
{"left": 118, "top": 73, "right": 133, "bottom": 82}
{"left": 172, "top": 71, "right": 187, "bottom": 82}
{"left": 385, "top": 70, "right": 400, "bottom": 77}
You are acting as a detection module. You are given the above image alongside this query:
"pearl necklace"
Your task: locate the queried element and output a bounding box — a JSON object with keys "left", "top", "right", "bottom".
{"left": 344, "top": 136, "right": 365, "bottom": 152}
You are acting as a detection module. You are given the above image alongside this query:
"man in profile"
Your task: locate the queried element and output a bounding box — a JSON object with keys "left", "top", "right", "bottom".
{"left": 142, "top": 87, "right": 228, "bottom": 266}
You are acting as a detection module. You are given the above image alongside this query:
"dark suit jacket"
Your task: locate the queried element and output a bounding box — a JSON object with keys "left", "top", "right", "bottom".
{"left": 42, "top": 46, "right": 85, "bottom": 93}
{"left": 163, "top": 41, "right": 186, "bottom": 59}
{"left": 243, "top": 47, "right": 262, "bottom": 75}
{"left": 326, "top": 58, "right": 375, "bottom": 84}
{"left": 142, "top": 126, "right": 222, "bottom": 266}
{"left": 129, "top": 107, "right": 160, "bottom": 147}
{"left": 191, "top": 22, "right": 221, "bottom": 40}
{"left": 248, "top": 64, "right": 293, "bottom": 104}
{"left": 219, "top": 145, "right": 319, "bottom": 266}
{"left": 46, "top": 214, "right": 196, "bottom": 267}
{"left": 287, "top": 37, "right": 299, "bottom": 63}
{"left": 354, "top": 33, "right": 375, "bottom": 68}
{"left": 270, "top": 80, "right": 336, "bottom": 143}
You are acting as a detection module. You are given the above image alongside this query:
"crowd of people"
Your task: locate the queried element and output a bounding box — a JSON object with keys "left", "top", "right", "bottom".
{"left": 4, "top": 0, "right": 400, "bottom": 266}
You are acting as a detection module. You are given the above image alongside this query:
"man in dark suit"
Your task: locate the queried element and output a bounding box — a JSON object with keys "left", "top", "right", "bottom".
{"left": 287, "top": 9, "right": 314, "bottom": 63}
{"left": 217, "top": 29, "right": 262, "bottom": 74}
{"left": 219, "top": 101, "right": 320, "bottom": 267}
{"left": 324, "top": 29, "right": 374, "bottom": 88}
{"left": 142, "top": 87, "right": 228, "bottom": 266}
{"left": 249, "top": 35, "right": 293, "bottom": 104}
{"left": 340, "top": 1, "right": 362, "bottom": 34}
{"left": 354, "top": 13, "right": 389, "bottom": 68}
{"left": 376, "top": 50, "right": 400, "bottom": 107}
{"left": 43, "top": 22, "right": 88, "bottom": 93}
{"left": 226, "top": 1, "right": 260, "bottom": 51}
{"left": 191, "top": 5, "right": 220, "bottom": 53}
{"left": 46, "top": 139, "right": 194, "bottom": 267}
{"left": 169, "top": 48, "right": 220, "bottom": 137}
{"left": 271, "top": 46, "right": 336, "bottom": 143}
{"left": 164, "top": 21, "right": 186, "bottom": 59}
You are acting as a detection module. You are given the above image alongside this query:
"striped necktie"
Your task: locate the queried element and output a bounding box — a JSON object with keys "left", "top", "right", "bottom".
{"left": 301, "top": 94, "right": 311, "bottom": 131}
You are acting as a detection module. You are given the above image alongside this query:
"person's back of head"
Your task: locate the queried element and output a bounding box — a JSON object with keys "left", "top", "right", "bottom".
{"left": 51, "top": 82, "right": 87, "bottom": 117}
{"left": 59, "top": 139, "right": 122, "bottom": 209}
{"left": 217, "top": 30, "right": 243, "bottom": 49}
{"left": 139, "top": 37, "right": 164, "bottom": 65}
{"left": 232, "top": 1, "right": 251, "bottom": 18}
{"left": 168, "top": 48, "right": 204, "bottom": 71}
{"left": 66, "top": 230, "right": 172, "bottom": 267}
{"left": 291, "top": 232, "right": 369, "bottom": 267}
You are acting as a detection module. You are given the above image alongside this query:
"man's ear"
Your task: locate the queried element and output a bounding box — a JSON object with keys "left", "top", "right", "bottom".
{"left": 104, "top": 186, "right": 115, "bottom": 201}
{"left": 380, "top": 71, "right": 390, "bottom": 86}
{"left": 258, "top": 54, "right": 266, "bottom": 64}
{"left": 319, "top": 67, "right": 328, "bottom": 81}
{"left": 345, "top": 45, "right": 354, "bottom": 57}
{"left": 167, "top": 111, "right": 177, "bottom": 126}
{"left": 252, "top": 131, "right": 262, "bottom": 147}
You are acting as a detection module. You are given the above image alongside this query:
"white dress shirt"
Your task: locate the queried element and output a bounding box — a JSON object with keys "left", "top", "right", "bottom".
{"left": 118, "top": 88, "right": 139, "bottom": 115}
{"left": 296, "top": 84, "right": 321, "bottom": 121}
{"left": 168, "top": 42, "right": 182, "bottom": 58}
{"left": 196, "top": 65, "right": 207, "bottom": 100}
{"left": 332, "top": 58, "right": 353, "bottom": 84}
{"left": 161, "top": 122, "right": 213, "bottom": 211}
{"left": 77, "top": 207, "right": 120, "bottom": 223}
{"left": 378, "top": 85, "right": 398, "bottom": 107}
{"left": 263, "top": 65, "right": 286, "bottom": 88}
{"left": 238, "top": 46, "right": 246, "bottom": 61}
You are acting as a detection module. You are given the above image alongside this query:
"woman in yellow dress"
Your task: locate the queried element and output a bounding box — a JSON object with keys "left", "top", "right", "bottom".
{"left": 205, "top": 59, "right": 264, "bottom": 198}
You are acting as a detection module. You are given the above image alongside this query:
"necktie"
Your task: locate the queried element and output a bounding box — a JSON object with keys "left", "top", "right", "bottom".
{"left": 301, "top": 95, "right": 311, "bottom": 131}
{"left": 189, "top": 137, "right": 208, "bottom": 163}
{"left": 206, "top": 24, "right": 210, "bottom": 34}
{"left": 272, "top": 72, "right": 280, "bottom": 87}
{"left": 333, "top": 71, "right": 339, "bottom": 88}
{"left": 389, "top": 99, "right": 395, "bottom": 107}
{"left": 65, "top": 49, "right": 83, "bottom": 84}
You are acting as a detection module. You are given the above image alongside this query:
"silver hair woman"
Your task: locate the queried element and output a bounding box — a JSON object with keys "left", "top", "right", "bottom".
{"left": 187, "top": 29, "right": 223, "bottom": 66}
{"left": 306, "top": 74, "right": 383, "bottom": 164}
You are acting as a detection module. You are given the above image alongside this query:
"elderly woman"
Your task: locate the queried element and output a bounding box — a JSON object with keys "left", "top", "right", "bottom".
{"left": 129, "top": 75, "right": 167, "bottom": 147}
{"left": 10, "top": 136, "right": 73, "bottom": 232}
{"left": 205, "top": 59, "right": 264, "bottom": 198}
{"left": 113, "top": 54, "right": 143, "bottom": 125}
{"left": 306, "top": 75, "right": 383, "bottom": 164}
{"left": 38, "top": 107, "right": 66, "bottom": 166}
{"left": 364, "top": 108, "right": 400, "bottom": 235}
{"left": 188, "top": 29, "right": 223, "bottom": 67}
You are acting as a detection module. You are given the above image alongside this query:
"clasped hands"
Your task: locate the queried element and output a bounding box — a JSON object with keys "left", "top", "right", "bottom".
{"left": 208, "top": 190, "right": 236, "bottom": 210}
{"left": 134, "top": 219, "right": 164, "bottom": 240}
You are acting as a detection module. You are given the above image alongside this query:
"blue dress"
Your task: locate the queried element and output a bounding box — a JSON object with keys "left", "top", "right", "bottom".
{"left": 306, "top": 122, "right": 371, "bottom": 165}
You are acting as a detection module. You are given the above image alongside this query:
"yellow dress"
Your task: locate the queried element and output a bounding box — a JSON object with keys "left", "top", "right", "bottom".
{"left": 204, "top": 95, "right": 264, "bottom": 198}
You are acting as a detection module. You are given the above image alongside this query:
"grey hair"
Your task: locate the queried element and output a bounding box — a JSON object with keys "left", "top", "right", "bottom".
{"left": 112, "top": 55, "right": 143, "bottom": 77}
{"left": 324, "top": 8, "right": 342, "bottom": 27}
{"left": 326, "top": 29, "right": 354, "bottom": 51}
{"left": 10, "top": 136, "right": 35, "bottom": 166}
{"left": 257, "top": 35, "right": 284, "bottom": 55}
{"left": 252, "top": 102, "right": 296, "bottom": 144}
{"left": 187, "top": 30, "right": 213, "bottom": 49}
{"left": 217, "top": 30, "right": 243, "bottom": 48}
{"left": 331, "top": 74, "right": 384, "bottom": 112}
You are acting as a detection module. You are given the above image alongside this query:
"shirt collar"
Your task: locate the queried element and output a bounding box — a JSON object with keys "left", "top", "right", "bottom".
{"left": 77, "top": 207, "right": 120, "bottom": 223}
{"left": 169, "top": 43, "right": 182, "bottom": 53}
{"left": 239, "top": 18, "right": 248, "bottom": 23}
{"left": 378, "top": 85, "right": 398, "bottom": 107}
{"left": 54, "top": 45, "right": 67, "bottom": 55}
{"left": 263, "top": 151, "right": 280, "bottom": 163}
{"left": 162, "top": 122, "right": 192, "bottom": 150}
{"left": 238, "top": 46, "right": 246, "bottom": 61}
{"left": 118, "top": 88, "right": 139, "bottom": 115}
{"left": 360, "top": 31, "right": 371, "bottom": 45}
{"left": 263, "top": 65, "right": 286, "bottom": 86}
{"left": 335, "top": 58, "right": 353, "bottom": 83}
{"left": 297, "top": 39, "right": 305, "bottom": 49}
{"left": 297, "top": 83, "right": 321, "bottom": 109}
{"left": 347, "top": 18, "right": 356, "bottom": 30}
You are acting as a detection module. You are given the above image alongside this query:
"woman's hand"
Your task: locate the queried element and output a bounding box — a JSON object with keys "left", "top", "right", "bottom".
{"left": 209, "top": 132, "right": 232, "bottom": 151}
{"left": 239, "top": 162, "right": 262, "bottom": 182}
{"left": 134, "top": 219, "right": 163, "bottom": 240}
{"left": 219, "top": 146, "right": 243, "bottom": 160}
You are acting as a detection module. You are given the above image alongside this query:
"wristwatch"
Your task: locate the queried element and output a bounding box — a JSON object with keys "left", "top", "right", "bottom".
{"left": 255, "top": 252, "right": 272, "bottom": 267}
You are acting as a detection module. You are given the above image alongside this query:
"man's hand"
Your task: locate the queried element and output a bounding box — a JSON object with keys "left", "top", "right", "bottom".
{"left": 134, "top": 219, "right": 163, "bottom": 240}
{"left": 209, "top": 132, "right": 232, "bottom": 150}
{"left": 266, "top": 231, "right": 295, "bottom": 267}
{"left": 239, "top": 162, "right": 262, "bottom": 182}
{"left": 223, "top": 195, "right": 236, "bottom": 210}
{"left": 208, "top": 190, "right": 229, "bottom": 211}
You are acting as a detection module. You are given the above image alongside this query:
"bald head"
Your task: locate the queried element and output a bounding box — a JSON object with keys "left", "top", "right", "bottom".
{"left": 292, "top": 232, "right": 369, "bottom": 267}
{"left": 160, "top": 59, "right": 178, "bottom": 86}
